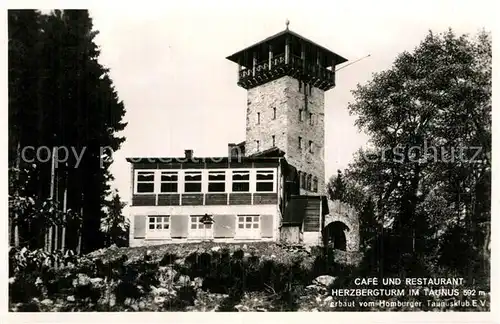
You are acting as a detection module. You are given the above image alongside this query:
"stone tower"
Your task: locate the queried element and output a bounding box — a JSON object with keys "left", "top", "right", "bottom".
{"left": 226, "top": 23, "right": 347, "bottom": 195}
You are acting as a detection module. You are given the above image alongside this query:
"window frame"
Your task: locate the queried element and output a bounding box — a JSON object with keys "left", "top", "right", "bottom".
{"left": 235, "top": 215, "right": 261, "bottom": 239}
{"left": 255, "top": 169, "right": 276, "bottom": 193}
{"left": 160, "top": 171, "right": 178, "bottom": 193}
{"left": 146, "top": 215, "right": 171, "bottom": 238}
{"left": 232, "top": 170, "right": 251, "bottom": 193}
{"left": 189, "top": 215, "right": 214, "bottom": 239}
{"left": 208, "top": 170, "right": 226, "bottom": 193}
{"left": 134, "top": 170, "right": 156, "bottom": 194}
{"left": 184, "top": 170, "right": 203, "bottom": 193}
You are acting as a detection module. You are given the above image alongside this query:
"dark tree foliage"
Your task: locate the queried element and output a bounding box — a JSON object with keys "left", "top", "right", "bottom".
{"left": 8, "top": 9, "right": 127, "bottom": 252}
{"left": 343, "top": 29, "right": 491, "bottom": 281}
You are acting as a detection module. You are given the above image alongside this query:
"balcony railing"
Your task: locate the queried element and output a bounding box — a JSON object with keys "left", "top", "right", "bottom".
{"left": 237, "top": 53, "right": 336, "bottom": 90}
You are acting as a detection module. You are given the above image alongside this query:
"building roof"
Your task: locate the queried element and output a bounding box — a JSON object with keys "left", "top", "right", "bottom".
{"left": 226, "top": 28, "right": 348, "bottom": 69}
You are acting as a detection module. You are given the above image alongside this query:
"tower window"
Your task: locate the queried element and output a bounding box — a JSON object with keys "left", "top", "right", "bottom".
{"left": 299, "top": 109, "right": 304, "bottom": 122}
{"left": 312, "top": 177, "right": 318, "bottom": 192}
{"left": 309, "top": 140, "right": 314, "bottom": 153}
{"left": 298, "top": 137, "right": 302, "bottom": 149}
{"left": 256, "top": 140, "right": 260, "bottom": 151}
{"left": 272, "top": 135, "right": 276, "bottom": 147}
{"left": 257, "top": 112, "right": 260, "bottom": 125}
{"left": 309, "top": 113, "right": 314, "bottom": 125}
{"left": 272, "top": 107, "right": 276, "bottom": 120}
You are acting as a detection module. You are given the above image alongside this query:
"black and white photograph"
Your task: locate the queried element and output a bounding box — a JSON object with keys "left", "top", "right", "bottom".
{"left": 5, "top": 0, "right": 494, "bottom": 318}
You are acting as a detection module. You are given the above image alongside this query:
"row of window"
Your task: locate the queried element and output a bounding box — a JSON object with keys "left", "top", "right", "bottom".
{"left": 255, "top": 109, "right": 316, "bottom": 126}
{"left": 298, "top": 109, "right": 316, "bottom": 126}
{"left": 256, "top": 108, "right": 277, "bottom": 125}
{"left": 146, "top": 215, "right": 261, "bottom": 238}
{"left": 299, "top": 171, "right": 319, "bottom": 192}
{"left": 255, "top": 136, "right": 315, "bottom": 153}
{"left": 135, "top": 169, "right": 276, "bottom": 194}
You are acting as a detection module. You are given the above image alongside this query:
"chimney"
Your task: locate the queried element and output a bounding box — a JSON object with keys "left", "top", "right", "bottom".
{"left": 185, "top": 149, "right": 193, "bottom": 159}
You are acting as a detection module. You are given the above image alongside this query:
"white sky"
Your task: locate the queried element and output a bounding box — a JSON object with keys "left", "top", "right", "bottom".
{"left": 83, "top": 0, "right": 492, "bottom": 204}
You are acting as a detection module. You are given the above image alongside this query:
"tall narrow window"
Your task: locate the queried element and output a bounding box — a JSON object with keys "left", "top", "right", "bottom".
{"left": 309, "top": 113, "right": 313, "bottom": 126}
{"left": 208, "top": 171, "right": 226, "bottom": 192}
{"left": 309, "top": 140, "right": 314, "bottom": 153}
{"left": 136, "top": 171, "right": 155, "bottom": 193}
{"left": 298, "top": 136, "right": 302, "bottom": 149}
{"left": 232, "top": 170, "right": 250, "bottom": 192}
{"left": 184, "top": 171, "right": 202, "bottom": 192}
{"left": 160, "top": 171, "right": 178, "bottom": 193}
{"left": 256, "top": 170, "right": 275, "bottom": 192}
{"left": 300, "top": 173, "right": 306, "bottom": 189}
{"left": 312, "top": 177, "right": 318, "bottom": 192}
{"left": 256, "top": 140, "right": 260, "bottom": 151}
{"left": 299, "top": 109, "right": 304, "bottom": 122}
{"left": 272, "top": 135, "right": 276, "bottom": 147}
{"left": 272, "top": 107, "right": 276, "bottom": 120}
{"left": 257, "top": 112, "right": 260, "bottom": 125}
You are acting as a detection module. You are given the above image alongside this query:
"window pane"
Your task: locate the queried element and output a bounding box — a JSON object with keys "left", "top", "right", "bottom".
{"left": 185, "top": 183, "right": 202, "bottom": 192}
{"left": 238, "top": 216, "right": 244, "bottom": 222}
{"left": 149, "top": 224, "right": 155, "bottom": 229}
{"left": 185, "top": 173, "right": 202, "bottom": 181}
{"left": 164, "top": 224, "right": 169, "bottom": 229}
{"left": 253, "top": 216, "right": 260, "bottom": 222}
{"left": 137, "top": 183, "right": 154, "bottom": 193}
{"left": 205, "top": 224, "right": 212, "bottom": 229}
{"left": 238, "top": 224, "right": 244, "bottom": 228}
{"left": 209, "top": 173, "right": 225, "bottom": 181}
{"left": 257, "top": 172, "right": 274, "bottom": 180}
{"left": 163, "top": 216, "right": 169, "bottom": 223}
{"left": 156, "top": 217, "right": 162, "bottom": 222}
{"left": 232, "top": 172, "right": 249, "bottom": 181}
{"left": 161, "top": 173, "right": 178, "bottom": 181}
{"left": 161, "top": 183, "right": 178, "bottom": 193}
{"left": 256, "top": 182, "right": 274, "bottom": 192}
{"left": 156, "top": 224, "right": 162, "bottom": 229}
{"left": 191, "top": 224, "right": 197, "bottom": 229}
{"left": 138, "top": 172, "right": 154, "bottom": 181}
{"left": 246, "top": 216, "right": 252, "bottom": 222}
{"left": 232, "top": 182, "right": 249, "bottom": 192}
{"left": 245, "top": 224, "right": 252, "bottom": 228}
{"left": 149, "top": 217, "right": 155, "bottom": 223}
{"left": 253, "top": 223, "right": 259, "bottom": 228}
{"left": 208, "top": 182, "right": 225, "bottom": 192}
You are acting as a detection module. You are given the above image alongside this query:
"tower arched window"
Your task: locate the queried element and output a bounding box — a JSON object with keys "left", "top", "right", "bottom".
{"left": 306, "top": 174, "right": 312, "bottom": 191}
{"left": 312, "top": 177, "right": 318, "bottom": 192}
{"left": 300, "top": 172, "right": 306, "bottom": 189}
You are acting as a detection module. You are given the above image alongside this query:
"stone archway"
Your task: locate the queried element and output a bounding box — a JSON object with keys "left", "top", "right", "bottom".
{"left": 323, "top": 199, "right": 360, "bottom": 252}
{"left": 322, "top": 221, "right": 349, "bottom": 251}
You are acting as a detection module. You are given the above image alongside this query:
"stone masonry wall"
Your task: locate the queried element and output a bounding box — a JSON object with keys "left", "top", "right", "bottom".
{"left": 324, "top": 199, "right": 360, "bottom": 252}
{"left": 245, "top": 76, "right": 325, "bottom": 195}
